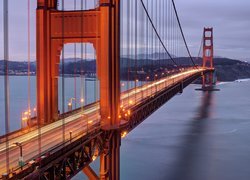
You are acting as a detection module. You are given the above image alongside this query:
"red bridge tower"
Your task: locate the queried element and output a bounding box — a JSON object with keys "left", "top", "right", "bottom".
{"left": 36, "top": 0, "right": 121, "bottom": 179}
{"left": 202, "top": 27, "right": 215, "bottom": 88}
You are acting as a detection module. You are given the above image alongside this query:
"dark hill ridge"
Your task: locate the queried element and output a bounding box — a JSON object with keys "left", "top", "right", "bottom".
{"left": 194, "top": 57, "right": 250, "bottom": 81}
{"left": 0, "top": 61, "right": 36, "bottom": 73}
{"left": 0, "top": 57, "right": 250, "bottom": 81}
{"left": 214, "top": 58, "right": 250, "bottom": 81}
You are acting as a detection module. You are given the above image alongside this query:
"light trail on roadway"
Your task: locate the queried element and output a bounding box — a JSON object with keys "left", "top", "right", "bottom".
{"left": 0, "top": 68, "right": 207, "bottom": 175}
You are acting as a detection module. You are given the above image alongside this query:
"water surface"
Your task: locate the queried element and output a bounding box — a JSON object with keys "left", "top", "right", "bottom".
{"left": 1, "top": 77, "right": 250, "bottom": 180}
{"left": 74, "top": 80, "right": 250, "bottom": 180}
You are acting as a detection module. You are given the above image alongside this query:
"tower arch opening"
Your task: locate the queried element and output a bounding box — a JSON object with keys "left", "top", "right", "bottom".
{"left": 58, "top": 43, "right": 99, "bottom": 113}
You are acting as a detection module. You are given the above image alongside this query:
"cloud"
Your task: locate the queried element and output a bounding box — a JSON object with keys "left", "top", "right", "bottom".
{"left": 175, "top": 0, "right": 250, "bottom": 59}
{"left": 0, "top": 0, "right": 249, "bottom": 61}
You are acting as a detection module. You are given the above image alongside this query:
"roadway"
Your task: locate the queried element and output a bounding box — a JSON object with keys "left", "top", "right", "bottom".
{"left": 0, "top": 67, "right": 206, "bottom": 176}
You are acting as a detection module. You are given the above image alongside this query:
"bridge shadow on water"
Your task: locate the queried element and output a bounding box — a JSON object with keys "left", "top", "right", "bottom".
{"left": 165, "top": 91, "right": 215, "bottom": 180}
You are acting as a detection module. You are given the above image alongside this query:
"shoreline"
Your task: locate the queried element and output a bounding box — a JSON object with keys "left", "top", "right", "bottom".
{"left": 1, "top": 75, "right": 250, "bottom": 82}
{"left": 216, "top": 78, "right": 250, "bottom": 85}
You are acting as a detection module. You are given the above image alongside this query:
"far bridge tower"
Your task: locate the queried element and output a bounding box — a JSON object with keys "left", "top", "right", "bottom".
{"left": 202, "top": 27, "right": 216, "bottom": 88}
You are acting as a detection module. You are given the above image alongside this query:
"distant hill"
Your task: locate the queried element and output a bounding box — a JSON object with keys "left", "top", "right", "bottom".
{"left": 122, "top": 52, "right": 175, "bottom": 60}
{"left": 0, "top": 60, "right": 36, "bottom": 75}
{"left": 193, "top": 57, "right": 250, "bottom": 81}
{"left": 1, "top": 57, "right": 250, "bottom": 81}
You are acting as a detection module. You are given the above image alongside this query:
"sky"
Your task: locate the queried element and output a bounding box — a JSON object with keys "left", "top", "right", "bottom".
{"left": 0, "top": 0, "right": 249, "bottom": 61}
{"left": 175, "top": 0, "right": 250, "bottom": 60}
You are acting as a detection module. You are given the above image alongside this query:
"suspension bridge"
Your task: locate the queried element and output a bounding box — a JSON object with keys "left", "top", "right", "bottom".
{"left": 1, "top": 0, "right": 215, "bottom": 179}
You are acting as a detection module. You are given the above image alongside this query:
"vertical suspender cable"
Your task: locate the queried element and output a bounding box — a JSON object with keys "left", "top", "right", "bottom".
{"left": 174, "top": 8, "right": 176, "bottom": 65}
{"left": 163, "top": 0, "right": 165, "bottom": 69}
{"left": 167, "top": 0, "right": 169, "bottom": 69}
{"left": 166, "top": 0, "right": 168, "bottom": 66}
{"left": 74, "top": 0, "right": 77, "bottom": 109}
{"left": 139, "top": 0, "right": 143, "bottom": 87}
{"left": 165, "top": 0, "right": 168, "bottom": 80}
{"left": 157, "top": 0, "right": 159, "bottom": 70}
{"left": 154, "top": 0, "right": 156, "bottom": 70}
{"left": 172, "top": 4, "right": 175, "bottom": 66}
{"left": 120, "top": 0, "right": 123, "bottom": 95}
{"left": 171, "top": 4, "right": 173, "bottom": 66}
{"left": 84, "top": 0, "right": 87, "bottom": 105}
{"left": 132, "top": 0, "right": 134, "bottom": 94}
{"left": 3, "top": 0, "right": 10, "bottom": 173}
{"left": 135, "top": 0, "right": 137, "bottom": 103}
{"left": 168, "top": 0, "right": 170, "bottom": 65}
{"left": 162, "top": 0, "right": 164, "bottom": 71}
{"left": 80, "top": 0, "right": 83, "bottom": 109}
{"left": 176, "top": 16, "right": 179, "bottom": 65}
{"left": 127, "top": 0, "right": 130, "bottom": 93}
{"left": 37, "top": 0, "right": 42, "bottom": 157}
{"left": 27, "top": 0, "right": 31, "bottom": 123}
{"left": 175, "top": 6, "right": 177, "bottom": 65}
{"left": 177, "top": 18, "right": 180, "bottom": 65}
{"left": 154, "top": 0, "right": 157, "bottom": 92}
{"left": 150, "top": 0, "right": 153, "bottom": 95}
{"left": 166, "top": 0, "right": 168, "bottom": 68}
{"left": 82, "top": 0, "right": 88, "bottom": 103}
{"left": 142, "top": 1, "right": 145, "bottom": 87}
{"left": 80, "top": 0, "right": 85, "bottom": 130}
{"left": 197, "top": 34, "right": 203, "bottom": 63}
{"left": 61, "top": 0, "right": 65, "bottom": 143}
{"left": 146, "top": 0, "right": 149, "bottom": 86}
{"left": 140, "top": 0, "right": 178, "bottom": 66}
{"left": 178, "top": 14, "right": 180, "bottom": 66}
{"left": 131, "top": 0, "right": 134, "bottom": 103}
{"left": 145, "top": 0, "right": 148, "bottom": 83}
{"left": 158, "top": 0, "right": 161, "bottom": 70}
{"left": 174, "top": 5, "right": 176, "bottom": 65}
{"left": 94, "top": 0, "right": 98, "bottom": 120}
{"left": 126, "top": 0, "right": 130, "bottom": 103}
{"left": 159, "top": 0, "right": 161, "bottom": 69}
{"left": 171, "top": 0, "right": 197, "bottom": 68}
{"left": 159, "top": 0, "right": 161, "bottom": 70}
{"left": 166, "top": 0, "right": 168, "bottom": 67}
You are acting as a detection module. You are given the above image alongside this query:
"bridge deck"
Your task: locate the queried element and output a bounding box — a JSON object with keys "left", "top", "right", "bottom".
{"left": 0, "top": 68, "right": 211, "bottom": 177}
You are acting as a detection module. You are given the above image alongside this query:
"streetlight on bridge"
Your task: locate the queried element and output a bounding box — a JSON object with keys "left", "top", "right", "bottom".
{"left": 13, "top": 142, "right": 24, "bottom": 170}
{"left": 68, "top": 98, "right": 76, "bottom": 111}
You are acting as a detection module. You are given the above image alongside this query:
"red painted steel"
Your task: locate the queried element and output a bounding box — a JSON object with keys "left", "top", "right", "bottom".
{"left": 202, "top": 28, "right": 214, "bottom": 87}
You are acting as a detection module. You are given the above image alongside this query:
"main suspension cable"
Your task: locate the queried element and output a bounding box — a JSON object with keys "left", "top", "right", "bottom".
{"left": 171, "top": 0, "right": 197, "bottom": 68}
{"left": 197, "top": 33, "right": 203, "bottom": 61}
{"left": 140, "top": 0, "right": 178, "bottom": 66}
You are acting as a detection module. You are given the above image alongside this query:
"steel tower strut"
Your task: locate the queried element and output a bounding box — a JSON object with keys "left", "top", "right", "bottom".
{"left": 36, "top": 0, "right": 121, "bottom": 179}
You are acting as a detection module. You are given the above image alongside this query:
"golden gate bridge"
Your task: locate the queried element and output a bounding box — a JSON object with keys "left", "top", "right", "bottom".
{"left": 1, "top": 0, "right": 215, "bottom": 179}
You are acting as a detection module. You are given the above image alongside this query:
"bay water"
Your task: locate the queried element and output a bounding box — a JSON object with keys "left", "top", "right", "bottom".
{"left": 0, "top": 76, "right": 250, "bottom": 179}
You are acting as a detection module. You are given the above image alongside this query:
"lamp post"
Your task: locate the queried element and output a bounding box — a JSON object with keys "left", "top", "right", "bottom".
{"left": 33, "top": 107, "right": 37, "bottom": 116}
{"left": 80, "top": 98, "right": 84, "bottom": 106}
{"left": 146, "top": 76, "right": 150, "bottom": 97}
{"left": 68, "top": 98, "right": 76, "bottom": 111}
{"left": 69, "top": 131, "right": 72, "bottom": 142}
{"left": 21, "top": 111, "right": 28, "bottom": 129}
{"left": 155, "top": 74, "right": 158, "bottom": 92}
{"left": 14, "top": 142, "right": 24, "bottom": 169}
